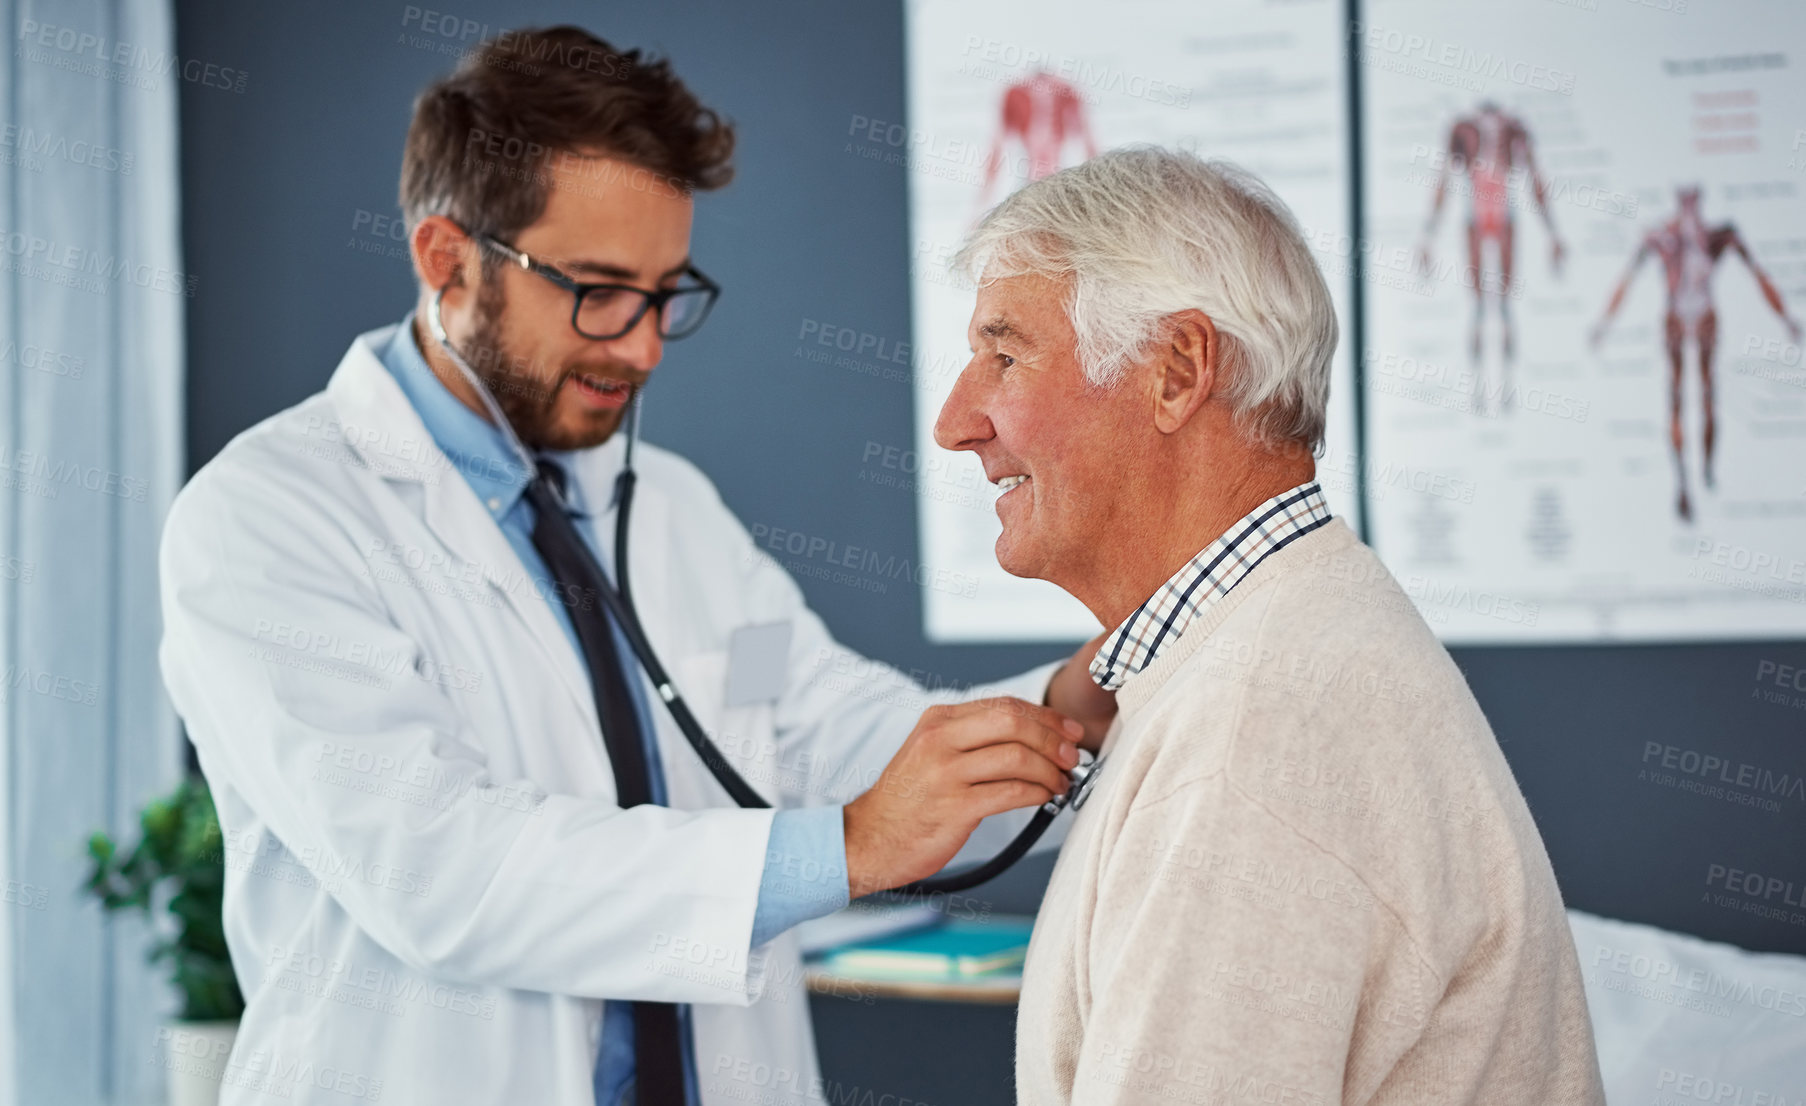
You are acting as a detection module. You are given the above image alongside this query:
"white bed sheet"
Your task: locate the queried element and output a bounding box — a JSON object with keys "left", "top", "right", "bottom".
{"left": 1570, "top": 909, "right": 1806, "bottom": 1103}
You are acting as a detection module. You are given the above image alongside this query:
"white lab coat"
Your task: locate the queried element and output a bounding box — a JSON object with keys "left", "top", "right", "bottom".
{"left": 158, "top": 324, "right": 1062, "bottom": 1106}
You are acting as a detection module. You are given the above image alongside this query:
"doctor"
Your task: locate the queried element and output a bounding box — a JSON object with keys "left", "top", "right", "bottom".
{"left": 158, "top": 23, "right": 1113, "bottom": 1106}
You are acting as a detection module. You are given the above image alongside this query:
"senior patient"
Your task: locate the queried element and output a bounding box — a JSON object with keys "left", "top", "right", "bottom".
{"left": 935, "top": 148, "right": 1606, "bottom": 1106}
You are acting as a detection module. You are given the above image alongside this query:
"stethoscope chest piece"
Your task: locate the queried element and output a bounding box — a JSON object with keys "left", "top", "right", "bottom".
{"left": 1048, "top": 753, "right": 1108, "bottom": 815}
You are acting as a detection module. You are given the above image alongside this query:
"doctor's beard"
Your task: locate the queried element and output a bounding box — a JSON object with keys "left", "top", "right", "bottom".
{"left": 464, "top": 272, "right": 637, "bottom": 453}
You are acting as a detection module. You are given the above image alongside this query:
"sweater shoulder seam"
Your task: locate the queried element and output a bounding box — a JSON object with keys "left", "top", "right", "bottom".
{"left": 1123, "top": 668, "right": 1449, "bottom": 994}
{"left": 1228, "top": 774, "right": 1446, "bottom": 989}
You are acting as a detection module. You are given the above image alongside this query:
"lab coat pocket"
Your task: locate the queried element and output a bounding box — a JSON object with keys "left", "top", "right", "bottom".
{"left": 668, "top": 651, "right": 780, "bottom": 809}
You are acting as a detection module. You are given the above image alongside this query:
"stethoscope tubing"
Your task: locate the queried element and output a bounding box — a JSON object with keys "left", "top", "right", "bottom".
{"left": 424, "top": 293, "right": 1093, "bottom": 896}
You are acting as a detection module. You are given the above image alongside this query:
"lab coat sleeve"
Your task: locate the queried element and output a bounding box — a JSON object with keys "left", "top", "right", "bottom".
{"left": 159, "top": 462, "right": 776, "bottom": 1006}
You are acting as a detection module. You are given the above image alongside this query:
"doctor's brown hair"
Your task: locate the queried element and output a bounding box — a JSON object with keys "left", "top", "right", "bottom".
{"left": 399, "top": 25, "right": 735, "bottom": 254}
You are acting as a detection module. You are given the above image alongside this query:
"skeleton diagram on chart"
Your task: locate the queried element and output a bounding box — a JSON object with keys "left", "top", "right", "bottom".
{"left": 1591, "top": 186, "right": 1803, "bottom": 522}
{"left": 976, "top": 71, "right": 1097, "bottom": 214}
{"left": 1417, "top": 101, "right": 1566, "bottom": 413}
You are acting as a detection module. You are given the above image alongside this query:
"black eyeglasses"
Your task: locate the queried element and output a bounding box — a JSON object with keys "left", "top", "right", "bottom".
{"left": 471, "top": 231, "right": 720, "bottom": 341}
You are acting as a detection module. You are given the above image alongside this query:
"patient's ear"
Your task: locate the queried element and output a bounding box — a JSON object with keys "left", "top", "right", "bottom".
{"left": 1151, "top": 309, "right": 1218, "bottom": 435}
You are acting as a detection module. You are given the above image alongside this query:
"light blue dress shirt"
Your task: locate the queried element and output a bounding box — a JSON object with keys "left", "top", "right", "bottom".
{"left": 377, "top": 318, "right": 848, "bottom": 1106}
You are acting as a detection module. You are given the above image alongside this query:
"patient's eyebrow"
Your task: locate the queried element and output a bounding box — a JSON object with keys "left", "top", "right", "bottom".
{"left": 977, "top": 317, "right": 1037, "bottom": 350}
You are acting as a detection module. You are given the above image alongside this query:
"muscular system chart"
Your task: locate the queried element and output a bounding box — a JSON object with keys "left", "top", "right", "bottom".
{"left": 1359, "top": 0, "right": 1806, "bottom": 641}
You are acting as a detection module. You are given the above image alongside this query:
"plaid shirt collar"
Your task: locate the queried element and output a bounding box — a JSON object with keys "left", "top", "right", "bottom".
{"left": 1089, "top": 482, "right": 1332, "bottom": 691}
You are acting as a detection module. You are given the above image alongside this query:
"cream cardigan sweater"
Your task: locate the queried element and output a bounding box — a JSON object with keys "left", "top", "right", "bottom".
{"left": 1016, "top": 519, "right": 1605, "bottom": 1105}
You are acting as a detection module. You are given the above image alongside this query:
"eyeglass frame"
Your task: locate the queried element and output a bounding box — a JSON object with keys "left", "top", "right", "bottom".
{"left": 465, "top": 228, "right": 721, "bottom": 341}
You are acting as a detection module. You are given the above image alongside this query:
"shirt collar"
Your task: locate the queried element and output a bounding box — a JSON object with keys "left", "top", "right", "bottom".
{"left": 1089, "top": 481, "right": 1332, "bottom": 691}
{"left": 377, "top": 315, "right": 592, "bottom": 520}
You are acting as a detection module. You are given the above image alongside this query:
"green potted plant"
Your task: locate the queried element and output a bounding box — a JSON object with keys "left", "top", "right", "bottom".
{"left": 85, "top": 775, "right": 243, "bottom": 1106}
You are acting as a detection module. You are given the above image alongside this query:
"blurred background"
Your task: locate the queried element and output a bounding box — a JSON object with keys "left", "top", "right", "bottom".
{"left": 3, "top": 0, "right": 1803, "bottom": 1102}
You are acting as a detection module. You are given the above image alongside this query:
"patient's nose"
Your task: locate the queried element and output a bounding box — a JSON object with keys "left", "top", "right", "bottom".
{"left": 934, "top": 358, "right": 994, "bottom": 453}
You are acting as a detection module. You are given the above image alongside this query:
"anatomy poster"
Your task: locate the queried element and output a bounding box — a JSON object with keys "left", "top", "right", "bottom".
{"left": 905, "top": 0, "right": 1357, "bottom": 642}
{"left": 1359, "top": 0, "right": 1806, "bottom": 642}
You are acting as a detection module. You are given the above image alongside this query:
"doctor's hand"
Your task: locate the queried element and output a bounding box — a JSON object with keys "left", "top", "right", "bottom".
{"left": 1046, "top": 628, "right": 1117, "bottom": 753}
{"left": 843, "top": 698, "right": 1082, "bottom": 898}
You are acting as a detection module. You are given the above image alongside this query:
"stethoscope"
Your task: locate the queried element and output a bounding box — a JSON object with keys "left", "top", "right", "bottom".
{"left": 426, "top": 290, "right": 1106, "bottom": 896}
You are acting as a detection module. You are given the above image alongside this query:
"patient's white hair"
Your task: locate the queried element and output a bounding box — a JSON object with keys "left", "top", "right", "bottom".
{"left": 954, "top": 146, "right": 1337, "bottom": 453}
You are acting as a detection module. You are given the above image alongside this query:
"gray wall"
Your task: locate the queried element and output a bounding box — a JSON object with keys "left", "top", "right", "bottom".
{"left": 175, "top": 1, "right": 1806, "bottom": 1101}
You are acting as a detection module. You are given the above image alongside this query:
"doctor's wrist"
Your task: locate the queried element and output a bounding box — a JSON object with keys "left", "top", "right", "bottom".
{"left": 842, "top": 794, "right": 895, "bottom": 899}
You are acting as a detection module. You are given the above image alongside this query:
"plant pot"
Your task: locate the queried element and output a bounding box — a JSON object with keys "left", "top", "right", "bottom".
{"left": 158, "top": 1019, "right": 238, "bottom": 1106}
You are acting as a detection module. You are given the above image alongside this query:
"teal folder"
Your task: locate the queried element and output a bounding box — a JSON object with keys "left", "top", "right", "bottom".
{"left": 822, "top": 918, "right": 1034, "bottom": 978}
